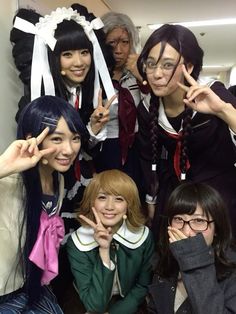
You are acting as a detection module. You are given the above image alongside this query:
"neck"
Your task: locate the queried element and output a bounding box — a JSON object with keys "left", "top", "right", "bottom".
{"left": 39, "top": 164, "right": 54, "bottom": 195}
{"left": 113, "top": 67, "right": 125, "bottom": 81}
{"left": 163, "top": 88, "right": 186, "bottom": 117}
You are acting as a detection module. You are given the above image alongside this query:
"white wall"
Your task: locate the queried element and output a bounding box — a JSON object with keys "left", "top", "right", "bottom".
{"left": 0, "top": 0, "right": 22, "bottom": 152}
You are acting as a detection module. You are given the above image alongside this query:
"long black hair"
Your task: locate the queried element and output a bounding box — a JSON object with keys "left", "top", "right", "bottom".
{"left": 17, "top": 95, "right": 88, "bottom": 304}
{"left": 137, "top": 25, "right": 204, "bottom": 195}
{"left": 156, "top": 182, "right": 236, "bottom": 281}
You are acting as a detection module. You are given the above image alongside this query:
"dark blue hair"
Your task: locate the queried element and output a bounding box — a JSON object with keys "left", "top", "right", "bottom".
{"left": 16, "top": 95, "right": 88, "bottom": 304}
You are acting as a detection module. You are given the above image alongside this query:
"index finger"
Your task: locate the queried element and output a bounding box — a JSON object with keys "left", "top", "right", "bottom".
{"left": 181, "top": 64, "right": 197, "bottom": 86}
{"left": 104, "top": 94, "right": 117, "bottom": 110}
{"left": 36, "top": 127, "right": 50, "bottom": 145}
{"left": 79, "top": 214, "right": 97, "bottom": 229}
{"left": 91, "top": 206, "right": 103, "bottom": 226}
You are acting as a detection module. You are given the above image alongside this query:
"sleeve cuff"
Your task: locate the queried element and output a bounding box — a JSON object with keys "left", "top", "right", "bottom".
{"left": 87, "top": 122, "right": 107, "bottom": 147}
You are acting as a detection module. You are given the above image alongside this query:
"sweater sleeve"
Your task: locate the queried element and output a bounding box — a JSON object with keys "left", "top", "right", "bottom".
{"left": 66, "top": 237, "right": 115, "bottom": 313}
{"left": 170, "top": 233, "right": 236, "bottom": 314}
{"left": 108, "top": 231, "right": 155, "bottom": 314}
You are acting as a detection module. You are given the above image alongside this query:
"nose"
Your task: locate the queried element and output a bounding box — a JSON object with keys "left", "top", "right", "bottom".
{"left": 181, "top": 222, "right": 196, "bottom": 238}
{"left": 114, "top": 42, "right": 122, "bottom": 54}
{"left": 62, "top": 141, "right": 74, "bottom": 155}
{"left": 105, "top": 196, "right": 114, "bottom": 211}
{"left": 73, "top": 52, "right": 83, "bottom": 66}
{"left": 152, "top": 66, "right": 164, "bottom": 78}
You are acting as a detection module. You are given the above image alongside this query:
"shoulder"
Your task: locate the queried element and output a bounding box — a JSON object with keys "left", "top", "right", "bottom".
{"left": 114, "top": 223, "right": 152, "bottom": 249}
{"left": 209, "top": 80, "right": 236, "bottom": 106}
{"left": 69, "top": 226, "right": 98, "bottom": 252}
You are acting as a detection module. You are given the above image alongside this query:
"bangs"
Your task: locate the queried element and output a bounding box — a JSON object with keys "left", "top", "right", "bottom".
{"left": 54, "top": 20, "right": 92, "bottom": 53}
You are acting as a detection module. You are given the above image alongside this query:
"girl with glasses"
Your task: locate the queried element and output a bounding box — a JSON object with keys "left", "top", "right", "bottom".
{"left": 148, "top": 182, "right": 236, "bottom": 313}
{"left": 136, "top": 24, "right": 236, "bottom": 238}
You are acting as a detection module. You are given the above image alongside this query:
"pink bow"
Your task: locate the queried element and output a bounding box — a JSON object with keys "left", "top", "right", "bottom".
{"left": 29, "top": 211, "right": 65, "bottom": 285}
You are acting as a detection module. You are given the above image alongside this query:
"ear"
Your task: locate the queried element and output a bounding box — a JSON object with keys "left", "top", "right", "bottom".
{"left": 186, "top": 63, "right": 194, "bottom": 75}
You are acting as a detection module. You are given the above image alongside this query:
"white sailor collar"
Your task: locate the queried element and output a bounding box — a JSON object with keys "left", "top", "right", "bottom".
{"left": 71, "top": 221, "right": 149, "bottom": 252}
{"left": 158, "top": 98, "right": 197, "bottom": 135}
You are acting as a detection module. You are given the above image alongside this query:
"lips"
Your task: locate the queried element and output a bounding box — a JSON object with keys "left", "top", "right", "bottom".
{"left": 103, "top": 214, "right": 116, "bottom": 219}
{"left": 55, "top": 158, "right": 71, "bottom": 166}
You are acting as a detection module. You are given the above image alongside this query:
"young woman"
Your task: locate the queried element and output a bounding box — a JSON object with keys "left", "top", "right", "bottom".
{"left": 136, "top": 24, "right": 236, "bottom": 236}
{"left": 67, "top": 169, "right": 154, "bottom": 314}
{"left": 148, "top": 182, "right": 236, "bottom": 313}
{"left": 0, "top": 95, "right": 87, "bottom": 313}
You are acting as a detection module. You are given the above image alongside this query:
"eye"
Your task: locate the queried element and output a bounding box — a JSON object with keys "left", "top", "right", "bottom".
{"left": 146, "top": 60, "right": 156, "bottom": 69}
{"left": 192, "top": 218, "right": 206, "bottom": 224}
{"left": 121, "top": 39, "right": 129, "bottom": 45}
{"left": 81, "top": 49, "right": 90, "bottom": 56}
{"left": 97, "top": 194, "right": 107, "bottom": 200}
{"left": 115, "top": 196, "right": 125, "bottom": 202}
{"left": 73, "top": 134, "right": 81, "bottom": 143}
{"left": 163, "top": 62, "right": 175, "bottom": 70}
{"left": 50, "top": 136, "right": 62, "bottom": 144}
{"left": 61, "top": 51, "right": 72, "bottom": 58}
{"left": 172, "top": 216, "right": 183, "bottom": 223}
{"left": 107, "top": 40, "right": 116, "bottom": 47}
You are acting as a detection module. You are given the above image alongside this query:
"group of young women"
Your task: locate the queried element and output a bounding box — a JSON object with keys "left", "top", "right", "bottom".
{"left": 0, "top": 2, "right": 236, "bottom": 313}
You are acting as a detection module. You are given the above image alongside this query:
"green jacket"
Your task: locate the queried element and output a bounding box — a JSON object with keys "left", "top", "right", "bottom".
{"left": 67, "top": 223, "right": 154, "bottom": 314}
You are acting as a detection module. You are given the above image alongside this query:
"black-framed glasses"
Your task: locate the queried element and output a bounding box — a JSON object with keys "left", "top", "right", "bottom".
{"left": 169, "top": 216, "right": 214, "bottom": 232}
{"left": 143, "top": 59, "right": 183, "bottom": 74}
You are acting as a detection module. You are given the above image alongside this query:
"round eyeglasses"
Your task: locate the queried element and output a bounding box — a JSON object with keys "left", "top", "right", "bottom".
{"left": 169, "top": 216, "right": 214, "bottom": 232}
{"left": 144, "top": 59, "right": 183, "bottom": 74}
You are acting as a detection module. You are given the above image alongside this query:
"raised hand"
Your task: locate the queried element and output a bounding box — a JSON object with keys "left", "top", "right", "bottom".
{"left": 90, "top": 89, "right": 117, "bottom": 135}
{"left": 79, "top": 207, "right": 113, "bottom": 249}
{"left": 168, "top": 226, "right": 187, "bottom": 243}
{"left": 126, "top": 53, "right": 143, "bottom": 82}
{"left": 0, "top": 127, "right": 56, "bottom": 178}
{"left": 178, "top": 65, "right": 236, "bottom": 133}
{"left": 178, "top": 65, "right": 228, "bottom": 115}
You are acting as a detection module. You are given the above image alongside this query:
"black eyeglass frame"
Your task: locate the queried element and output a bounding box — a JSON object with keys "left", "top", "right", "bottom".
{"left": 168, "top": 217, "right": 214, "bottom": 232}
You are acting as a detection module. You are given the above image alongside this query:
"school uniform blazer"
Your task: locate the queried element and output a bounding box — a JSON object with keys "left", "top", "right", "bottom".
{"left": 67, "top": 222, "right": 154, "bottom": 314}
{"left": 148, "top": 234, "right": 236, "bottom": 314}
{"left": 0, "top": 173, "right": 64, "bottom": 296}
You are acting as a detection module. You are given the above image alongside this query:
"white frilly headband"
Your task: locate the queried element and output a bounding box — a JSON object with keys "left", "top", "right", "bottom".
{"left": 13, "top": 7, "right": 115, "bottom": 107}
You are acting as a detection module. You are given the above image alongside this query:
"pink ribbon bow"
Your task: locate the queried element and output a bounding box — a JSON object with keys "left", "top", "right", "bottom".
{"left": 29, "top": 210, "right": 65, "bottom": 285}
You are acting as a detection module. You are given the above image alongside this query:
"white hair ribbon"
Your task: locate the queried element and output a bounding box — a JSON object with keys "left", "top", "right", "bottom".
{"left": 13, "top": 16, "right": 56, "bottom": 100}
{"left": 13, "top": 8, "right": 116, "bottom": 106}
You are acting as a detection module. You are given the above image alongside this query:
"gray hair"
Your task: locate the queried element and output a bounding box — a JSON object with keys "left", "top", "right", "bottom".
{"left": 101, "top": 12, "right": 140, "bottom": 53}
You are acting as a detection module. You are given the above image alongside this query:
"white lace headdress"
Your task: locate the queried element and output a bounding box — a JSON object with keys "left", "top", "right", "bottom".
{"left": 13, "top": 7, "right": 115, "bottom": 106}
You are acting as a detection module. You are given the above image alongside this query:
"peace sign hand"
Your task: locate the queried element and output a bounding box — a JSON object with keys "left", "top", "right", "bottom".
{"left": 178, "top": 65, "right": 227, "bottom": 116}
{"left": 90, "top": 89, "right": 117, "bottom": 135}
{"left": 0, "top": 128, "right": 56, "bottom": 178}
{"left": 79, "top": 207, "right": 113, "bottom": 249}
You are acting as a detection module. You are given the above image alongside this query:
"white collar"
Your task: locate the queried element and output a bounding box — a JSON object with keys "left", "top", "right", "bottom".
{"left": 71, "top": 221, "right": 149, "bottom": 251}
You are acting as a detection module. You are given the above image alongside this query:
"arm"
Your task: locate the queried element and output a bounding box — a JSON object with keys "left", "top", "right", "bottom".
{"left": 67, "top": 237, "right": 115, "bottom": 313}
{"left": 108, "top": 231, "right": 155, "bottom": 314}
{"left": 170, "top": 232, "right": 236, "bottom": 314}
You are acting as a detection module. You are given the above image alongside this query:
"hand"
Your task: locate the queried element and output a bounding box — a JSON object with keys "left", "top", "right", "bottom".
{"left": 79, "top": 207, "right": 113, "bottom": 249}
{"left": 168, "top": 226, "right": 187, "bottom": 243}
{"left": 0, "top": 128, "right": 55, "bottom": 178}
{"left": 125, "top": 53, "right": 143, "bottom": 82}
{"left": 90, "top": 89, "right": 117, "bottom": 135}
{"left": 178, "top": 65, "right": 228, "bottom": 116}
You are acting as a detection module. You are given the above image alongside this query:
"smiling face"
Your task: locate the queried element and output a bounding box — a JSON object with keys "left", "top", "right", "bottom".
{"left": 170, "top": 204, "right": 215, "bottom": 246}
{"left": 106, "top": 27, "right": 131, "bottom": 70}
{"left": 94, "top": 189, "right": 128, "bottom": 230}
{"left": 145, "top": 42, "right": 186, "bottom": 97}
{"left": 60, "top": 49, "right": 91, "bottom": 86}
{"left": 40, "top": 117, "right": 81, "bottom": 173}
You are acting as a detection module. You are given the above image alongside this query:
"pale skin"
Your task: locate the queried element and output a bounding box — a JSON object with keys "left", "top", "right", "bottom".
{"left": 60, "top": 49, "right": 117, "bottom": 136}
{"left": 90, "top": 89, "right": 117, "bottom": 135}
{"left": 79, "top": 207, "right": 113, "bottom": 267}
{"left": 178, "top": 65, "right": 236, "bottom": 133}
{"left": 0, "top": 128, "right": 55, "bottom": 179}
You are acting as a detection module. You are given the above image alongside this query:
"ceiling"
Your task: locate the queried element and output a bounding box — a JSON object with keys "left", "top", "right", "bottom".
{"left": 104, "top": 0, "right": 236, "bottom": 83}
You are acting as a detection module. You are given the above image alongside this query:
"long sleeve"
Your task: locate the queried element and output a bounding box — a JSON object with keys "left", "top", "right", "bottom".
{"left": 109, "top": 231, "right": 155, "bottom": 314}
{"left": 170, "top": 234, "right": 236, "bottom": 314}
{"left": 66, "top": 237, "right": 115, "bottom": 313}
